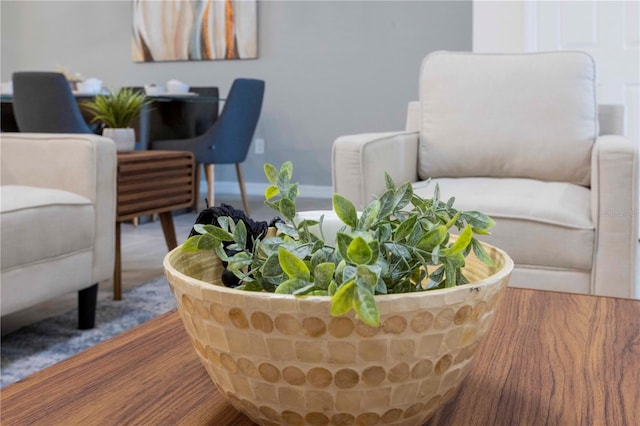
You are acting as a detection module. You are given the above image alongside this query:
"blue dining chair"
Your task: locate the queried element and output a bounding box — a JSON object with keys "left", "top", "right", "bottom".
{"left": 151, "top": 78, "right": 265, "bottom": 214}
{"left": 12, "top": 72, "right": 93, "bottom": 133}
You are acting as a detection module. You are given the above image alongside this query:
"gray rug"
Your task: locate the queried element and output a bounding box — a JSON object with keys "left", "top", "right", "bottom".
{"left": 1, "top": 276, "right": 176, "bottom": 387}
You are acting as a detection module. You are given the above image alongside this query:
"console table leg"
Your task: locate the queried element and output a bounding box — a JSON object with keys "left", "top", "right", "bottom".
{"left": 159, "top": 212, "right": 178, "bottom": 250}
{"left": 113, "top": 221, "right": 122, "bottom": 301}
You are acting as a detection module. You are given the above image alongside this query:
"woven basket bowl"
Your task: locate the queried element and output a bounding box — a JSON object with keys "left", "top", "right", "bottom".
{"left": 163, "top": 239, "right": 513, "bottom": 426}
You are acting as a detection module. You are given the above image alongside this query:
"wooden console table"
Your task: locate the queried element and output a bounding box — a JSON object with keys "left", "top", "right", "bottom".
{"left": 1, "top": 288, "right": 638, "bottom": 425}
{"left": 114, "top": 150, "right": 195, "bottom": 300}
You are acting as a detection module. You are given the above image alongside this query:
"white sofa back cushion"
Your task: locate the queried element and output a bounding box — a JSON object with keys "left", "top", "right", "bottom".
{"left": 418, "top": 51, "right": 597, "bottom": 186}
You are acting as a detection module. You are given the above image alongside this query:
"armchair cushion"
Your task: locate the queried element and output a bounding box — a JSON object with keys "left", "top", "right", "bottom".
{"left": 418, "top": 51, "right": 597, "bottom": 186}
{"left": 0, "top": 185, "right": 94, "bottom": 270}
{"left": 413, "top": 177, "right": 594, "bottom": 272}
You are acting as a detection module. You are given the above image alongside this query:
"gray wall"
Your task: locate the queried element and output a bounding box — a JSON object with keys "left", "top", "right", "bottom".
{"left": 1, "top": 1, "right": 471, "bottom": 190}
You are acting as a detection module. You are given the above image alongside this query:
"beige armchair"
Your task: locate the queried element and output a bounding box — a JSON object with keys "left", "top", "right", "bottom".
{"left": 1, "top": 133, "right": 117, "bottom": 328}
{"left": 333, "top": 51, "right": 638, "bottom": 298}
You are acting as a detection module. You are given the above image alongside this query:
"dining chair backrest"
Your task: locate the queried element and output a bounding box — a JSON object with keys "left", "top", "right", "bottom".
{"left": 148, "top": 78, "right": 265, "bottom": 214}
{"left": 12, "top": 72, "right": 93, "bottom": 133}
{"left": 190, "top": 86, "right": 220, "bottom": 136}
{"left": 199, "top": 78, "right": 264, "bottom": 164}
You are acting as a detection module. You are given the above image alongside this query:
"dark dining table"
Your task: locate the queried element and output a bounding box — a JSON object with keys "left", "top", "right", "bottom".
{"left": 0, "top": 92, "right": 221, "bottom": 149}
{"left": 1, "top": 93, "right": 98, "bottom": 133}
{"left": 136, "top": 93, "right": 220, "bottom": 150}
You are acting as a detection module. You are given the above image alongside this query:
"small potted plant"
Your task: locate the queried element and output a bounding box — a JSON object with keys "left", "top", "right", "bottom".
{"left": 163, "top": 162, "right": 514, "bottom": 425}
{"left": 82, "top": 88, "right": 151, "bottom": 151}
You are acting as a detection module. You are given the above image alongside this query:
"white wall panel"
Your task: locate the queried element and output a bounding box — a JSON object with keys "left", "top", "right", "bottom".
{"left": 625, "top": 0, "right": 639, "bottom": 47}
{"left": 560, "top": 1, "right": 598, "bottom": 48}
{"left": 625, "top": 84, "right": 639, "bottom": 145}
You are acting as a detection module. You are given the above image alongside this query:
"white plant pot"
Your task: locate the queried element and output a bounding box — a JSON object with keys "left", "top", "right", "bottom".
{"left": 103, "top": 128, "right": 135, "bottom": 152}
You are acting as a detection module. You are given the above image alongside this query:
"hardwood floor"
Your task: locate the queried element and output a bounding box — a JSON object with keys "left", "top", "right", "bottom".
{"left": 0, "top": 195, "right": 332, "bottom": 335}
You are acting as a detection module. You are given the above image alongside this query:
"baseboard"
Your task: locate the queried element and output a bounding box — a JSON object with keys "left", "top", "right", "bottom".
{"left": 205, "top": 181, "right": 333, "bottom": 199}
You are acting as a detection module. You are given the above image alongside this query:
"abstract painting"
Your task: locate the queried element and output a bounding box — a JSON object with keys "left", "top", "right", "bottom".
{"left": 132, "top": 0, "right": 257, "bottom": 62}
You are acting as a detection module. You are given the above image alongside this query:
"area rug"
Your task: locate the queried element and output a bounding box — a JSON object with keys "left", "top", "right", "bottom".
{"left": 1, "top": 276, "right": 176, "bottom": 388}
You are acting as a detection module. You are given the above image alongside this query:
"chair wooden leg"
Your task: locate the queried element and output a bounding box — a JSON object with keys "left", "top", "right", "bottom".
{"left": 205, "top": 164, "right": 215, "bottom": 208}
{"left": 159, "top": 211, "right": 178, "bottom": 250}
{"left": 193, "top": 163, "right": 201, "bottom": 212}
{"left": 236, "top": 162, "right": 250, "bottom": 215}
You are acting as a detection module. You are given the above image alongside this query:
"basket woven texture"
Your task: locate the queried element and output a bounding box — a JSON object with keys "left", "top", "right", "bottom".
{"left": 164, "top": 242, "right": 513, "bottom": 426}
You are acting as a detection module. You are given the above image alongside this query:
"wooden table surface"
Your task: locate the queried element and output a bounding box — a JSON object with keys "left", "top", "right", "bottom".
{"left": 1, "top": 288, "right": 638, "bottom": 425}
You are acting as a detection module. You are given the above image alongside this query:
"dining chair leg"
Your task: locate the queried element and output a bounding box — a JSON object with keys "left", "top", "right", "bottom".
{"left": 205, "top": 163, "right": 215, "bottom": 208}
{"left": 236, "top": 163, "right": 250, "bottom": 215}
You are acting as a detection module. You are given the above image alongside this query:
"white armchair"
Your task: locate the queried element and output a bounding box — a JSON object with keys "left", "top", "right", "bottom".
{"left": 1, "top": 133, "right": 117, "bottom": 328}
{"left": 333, "top": 51, "right": 638, "bottom": 298}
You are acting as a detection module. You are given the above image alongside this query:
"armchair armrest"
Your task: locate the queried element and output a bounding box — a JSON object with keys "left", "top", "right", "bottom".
{"left": 406, "top": 101, "right": 420, "bottom": 132}
{"left": 591, "top": 134, "right": 638, "bottom": 298}
{"left": 0, "top": 133, "right": 117, "bottom": 282}
{"left": 332, "top": 131, "right": 419, "bottom": 209}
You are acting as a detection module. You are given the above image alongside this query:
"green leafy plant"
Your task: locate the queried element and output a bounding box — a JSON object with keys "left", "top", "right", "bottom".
{"left": 82, "top": 88, "right": 151, "bottom": 128}
{"left": 183, "top": 162, "right": 496, "bottom": 327}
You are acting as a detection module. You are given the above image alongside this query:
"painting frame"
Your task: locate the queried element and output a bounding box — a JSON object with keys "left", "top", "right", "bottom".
{"left": 132, "top": 0, "right": 258, "bottom": 62}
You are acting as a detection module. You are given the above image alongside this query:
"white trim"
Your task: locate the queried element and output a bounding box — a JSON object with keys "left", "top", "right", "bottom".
{"left": 206, "top": 181, "right": 333, "bottom": 199}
